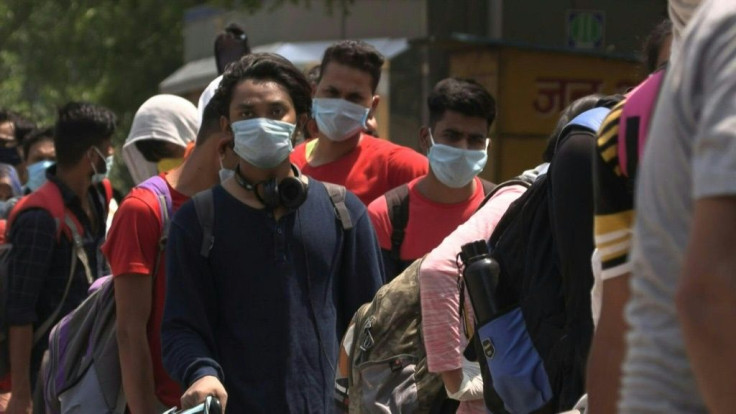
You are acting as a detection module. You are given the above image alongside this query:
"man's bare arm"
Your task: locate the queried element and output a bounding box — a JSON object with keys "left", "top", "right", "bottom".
{"left": 676, "top": 197, "right": 736, "bottom": 413}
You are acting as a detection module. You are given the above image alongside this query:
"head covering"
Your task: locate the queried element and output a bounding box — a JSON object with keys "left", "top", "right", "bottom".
{"left": 0, "top": 162, "right": 22, "bottom": 197}
{"left": 197, "top": 75, "right": 223, "bottom": 127}
{"left": 668, "top": 0, "right": 703, "bottom": 59}
{"left": 122, "top": 94, "right": 199, "bottom": 184}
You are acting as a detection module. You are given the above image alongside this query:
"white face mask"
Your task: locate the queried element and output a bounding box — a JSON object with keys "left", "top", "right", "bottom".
{"left": 427, "top": 129, "right": 489, "bottom": 188}
{"left": 232, "top": 118, "right": 295, "bottom": 169}
{"left": 312, "top": 98, "right": 370, "bottom": 142}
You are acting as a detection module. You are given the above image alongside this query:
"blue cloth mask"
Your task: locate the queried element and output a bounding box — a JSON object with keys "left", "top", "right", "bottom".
{"left": 25, "top": 160, "right": 55, "bottom": 192}
{"left": 232, "top": 118, "right": 295, "bottom": 169}
{"left": 427, "top": 130, "right": 489, "bottom": 188}
{"left": 312, "top": 98, "right": 370, "bottom": 142}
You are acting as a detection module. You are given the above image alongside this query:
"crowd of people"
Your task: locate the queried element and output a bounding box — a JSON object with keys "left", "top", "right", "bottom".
{"left": 0, "top": 0, "right": 734, "bottom": 412}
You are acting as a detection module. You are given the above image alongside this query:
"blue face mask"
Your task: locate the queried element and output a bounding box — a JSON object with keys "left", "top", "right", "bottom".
{"left": 218, "top": 158, "right": 235, "bottom": 183}
{"left": 427, "top": 130, "right": 489, "bottom": 188}
{"left": 91, "top": 147, "right": 113, "bottom": 184}
{"left": 232, "top": 118, "right": 295, "bottom": 169}
{"left": 312, "top": 98, "right": 370, "bottom": 142}
{"left": 25, "top": 160, "right": 55, "bottom": 192}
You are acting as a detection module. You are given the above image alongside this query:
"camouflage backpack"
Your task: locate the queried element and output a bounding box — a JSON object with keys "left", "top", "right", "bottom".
{"left": 340, "top": 258, "right": 450, "bottom": 413}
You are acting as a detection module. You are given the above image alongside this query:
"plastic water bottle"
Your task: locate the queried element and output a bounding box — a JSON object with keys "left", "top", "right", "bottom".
{"left": 460, "top": 240, "right": 501, "bottom": 325}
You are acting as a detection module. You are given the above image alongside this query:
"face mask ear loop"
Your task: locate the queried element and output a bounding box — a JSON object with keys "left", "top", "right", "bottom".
{"left": 88, "top": 148, "right": 101, "bottom": 176}
{"left": 361, "top": 108, "right": 371, "bottom": 130}
{"left": 428, "top": 128, "right": 436, "bottom": 148}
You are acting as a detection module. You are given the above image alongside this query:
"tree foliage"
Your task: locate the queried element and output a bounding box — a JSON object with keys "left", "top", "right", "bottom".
{"left": 0, "top": 0, "right": 348, "bottom": 189}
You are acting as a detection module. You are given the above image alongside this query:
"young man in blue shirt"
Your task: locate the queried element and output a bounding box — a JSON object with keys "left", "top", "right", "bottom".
{"left": 161, "top": 53, "right": 385, "bottom": 413}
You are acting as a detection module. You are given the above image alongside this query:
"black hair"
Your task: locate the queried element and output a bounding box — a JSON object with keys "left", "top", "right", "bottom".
{"left": 0, "top": 110, "right": 11, "bottom": 124}
{"left": 213, "top": 53, "right": 312, "bottom": 122}
{"left": 319, "top": 40, "right": 385, "bottom": 93}
{"left": 196, "top": 97, "right": 223, "bottom": 146}
{"left": 22, "top": 127, "right": 54, "bottom": 162}
{"left": 305, "top": 64, "right": 321, "bottom": 90}
{"left": 0, "top": 110, "right": 36, "bottom": 143}
{"left": 215, "top": 23, "right": 251, "bottom": 75}
{"left": 54, "top": 102, "right": 116, "bottom": 167}
{"left": 542, "top": 94, "right": 604, "bottom": 162}
{"left": 11, "top": 113, "right": 36, "bottom": 144}
{"left": 643, "top": 19, "right": 673, "bottom": 73}
{"left": 428, "top": 78, "right": 496, "bottom": 130}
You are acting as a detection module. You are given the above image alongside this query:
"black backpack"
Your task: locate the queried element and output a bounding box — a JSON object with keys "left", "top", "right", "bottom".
{"left": 191, "top": 180, "right": 353, "bottom": 259}
{"left": 462, "top": 106, "right": 611, "bottom": 413}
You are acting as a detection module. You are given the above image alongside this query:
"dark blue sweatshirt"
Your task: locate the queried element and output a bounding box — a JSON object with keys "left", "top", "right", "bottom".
{"left": 161, "top": 181, "right": 385, "bottom": 413}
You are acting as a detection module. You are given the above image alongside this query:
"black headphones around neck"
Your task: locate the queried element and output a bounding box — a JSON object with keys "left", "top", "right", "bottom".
{"left": 234, "top": 164, "right": 309, "bottom": 210}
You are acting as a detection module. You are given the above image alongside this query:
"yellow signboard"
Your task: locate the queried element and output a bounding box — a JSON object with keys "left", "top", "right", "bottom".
{"left": 497, "top": 48, "right": 640, "bottom": 135}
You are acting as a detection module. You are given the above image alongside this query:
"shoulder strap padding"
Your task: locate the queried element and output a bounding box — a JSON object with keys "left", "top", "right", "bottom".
{"left": 193, "top": 189, "right": 215, "bottom": 258}
{"left": 384, "top": 184, "right": 410, "bottom": 262}
{"left": 477, "top": 175, "right": 534, "bottom": 212}
{"left": 136, "top": 175, "right": 174, "bottom": 277}
{"left": 323, "top": 182, "right": 353, "bottom": 231}
{"left": 568, "top": 106, "right": 611, "bottom": 132}
{"left": 480, "top": 179, "right": 497, "bottom": 196}
{"left": 101, "top": 178, "right": 113, "bottom": 206}
{"left": 136, "top": 175, "right": 174, "bottom": 240}
{"left": 618, "top": 68, "right": 666, "bottom": 178}
{"left": 8, "top": 181, "right": 78, "bottom": 241}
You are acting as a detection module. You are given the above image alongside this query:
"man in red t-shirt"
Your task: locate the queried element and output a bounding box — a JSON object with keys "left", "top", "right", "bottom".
{"left": 290, "top": 40, "right": 427, "bottom": 205}
{"left": 367, "top": 78, "right": 496, "bottom": 281}
{"left": 101, "top": 99, "right": 238, "bottom": 412}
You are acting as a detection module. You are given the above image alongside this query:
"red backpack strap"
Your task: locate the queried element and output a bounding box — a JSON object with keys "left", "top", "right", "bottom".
{"left": 100, "top": 178, "right": 113, "bottom": 209}
{"left": 617, "top": 68, "right": 666, "bottom": 178}
{"left": 0, "top": 219, "right": 7, "bottom": 244}
{"left": 8, "top": 181, "right": 82, "bottom": 242}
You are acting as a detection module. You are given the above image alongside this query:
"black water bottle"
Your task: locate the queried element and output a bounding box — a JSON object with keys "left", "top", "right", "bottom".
{"left": 460, "top": 240, "right": 500, "bottom": 325}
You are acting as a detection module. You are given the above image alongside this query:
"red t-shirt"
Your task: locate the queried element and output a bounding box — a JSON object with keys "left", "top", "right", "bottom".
{"left": 101, "top": 173, "right": 188, "bottom": 407}
{"left": 367, "top": 176, "right": 486, "bottom": 260}
{"left": 291, "top": 134, "right": 428, "bottom": 205}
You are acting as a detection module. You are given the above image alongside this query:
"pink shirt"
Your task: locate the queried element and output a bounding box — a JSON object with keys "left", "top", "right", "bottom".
{"left": 419, "top": 185, "right": 525, "bottom": 413}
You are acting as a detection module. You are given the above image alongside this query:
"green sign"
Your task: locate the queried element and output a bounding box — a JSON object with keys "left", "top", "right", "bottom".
{"left": 567, "top": 10, "right": 605, "bottom": 49}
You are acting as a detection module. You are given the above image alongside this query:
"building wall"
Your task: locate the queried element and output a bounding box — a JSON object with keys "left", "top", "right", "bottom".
{"left": 502, "top": 0, "right": 668, "bottom": 55}
{"left": 184, "top": 0, "right": 427, "bottom": 60}
{"left": 448, "top": 46, "right": 642, "bottom": 182}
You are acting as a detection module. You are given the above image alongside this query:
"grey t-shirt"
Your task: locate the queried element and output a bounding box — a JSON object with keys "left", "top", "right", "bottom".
{"left": 621, "top": 0, "right": 736, "bottom": 412}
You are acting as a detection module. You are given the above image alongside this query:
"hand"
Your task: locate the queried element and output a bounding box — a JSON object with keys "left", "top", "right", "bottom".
{"left": 5, "top": 393, "right": 32, "bottom": 414}
{"left": 180, "top": 376, "right": 227, "bottom": 413}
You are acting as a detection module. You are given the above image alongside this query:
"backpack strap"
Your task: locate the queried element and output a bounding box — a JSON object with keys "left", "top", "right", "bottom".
{"left": 32, "top": 213, "right": 90, "bottom": 345}
{"left": 564, "top": 106, "right": 611, "bottom": 134}
{"left": 552, "top": 105, "right": 612, "bottom": 159}
{"left": 9, "top": 181, "right": 82, "bottom": 242}
{"left": 192, "top": 189, "right": 215, "bottom": 259}
{"left": 136, "top": 175, "right": 174, "bottom": 278}
{"left": 617, "top": 69, "right": 665, "bottom": 178}
{"left": 384, "top": 184, "right": 410, "bottom": 262}
{"left": 322, "top": 182, "right": 353, "bottom": 231}
{"left": 100, "top": 178, "right": 113, "bottom": 207}
{"left": 480, "top": 179, "right": 497, "bottom": 197}
{"left": 477, "top": 175, "right": 534, "bottom": 212}
{"left": 6, "top": 182, "right": 92, "bottom": 345}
